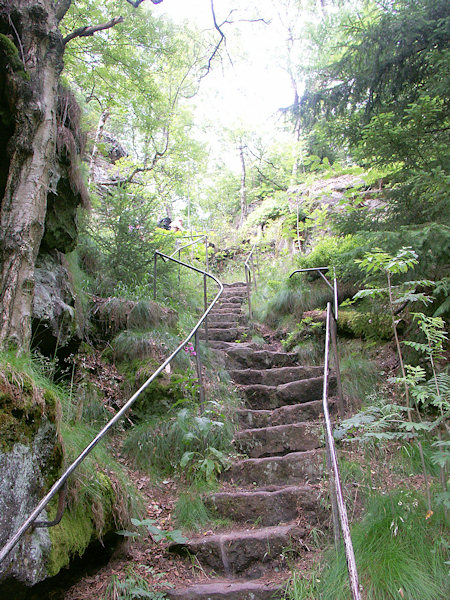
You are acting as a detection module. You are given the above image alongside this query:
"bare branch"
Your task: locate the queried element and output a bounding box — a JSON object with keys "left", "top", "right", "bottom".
{"left": 201, "top": 1, "right": 269, "bottom": 78}
{"left": 63, "top": 16, "right": 124, "bottom": 45}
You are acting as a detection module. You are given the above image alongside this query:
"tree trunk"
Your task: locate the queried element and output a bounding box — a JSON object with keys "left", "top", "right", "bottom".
{"left": 239, "top": 142, "right": 247, "bottom": 226}
{"left": 0, "top": 0, "right": 64, "bottom": 351}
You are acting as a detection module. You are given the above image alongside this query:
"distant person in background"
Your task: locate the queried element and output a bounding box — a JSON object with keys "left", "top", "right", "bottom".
{"left": 170, "top": 217, "right": 184, "bottom": 233}
{"left": 157, "top": 217, "right": 172, "bottom": 230}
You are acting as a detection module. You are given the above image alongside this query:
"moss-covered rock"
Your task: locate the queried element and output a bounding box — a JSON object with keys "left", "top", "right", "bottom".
{"left": 338, "top": 310, "right": 392, "bottom": 341}
{"left": 46, "top": 472, "right": 116, "bottom": 577}
{"left": 0, "top": 361, "right": 63, "bottom": 585}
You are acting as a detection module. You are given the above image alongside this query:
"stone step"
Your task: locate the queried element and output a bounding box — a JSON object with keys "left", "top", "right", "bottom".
{"left": 224, "top": 449, "right": 324, "bottom": 487}
{"left": 169, "top": 524, "right": 305, "bottom": 577}
{"left": 200, "top": 327, "right": 248, "bottom": 342}
{"left": 216, "top": 302, "right": 245, "bottom": 311}
{"left": 239, "top": 376, "right": 334, "bottom": 410}
{"left": 224, "top": 282, "right": 246, "bottom": 288}
{"left": 208, "top": 321, "right": 240, "bottom": 330}
{"left": 237, "top": 399, "right": 334, "bottom": 429}
{"left": 234, "top": 422, "right": 321, "bottom": 458}
{"left": 167, "top": 580, "right": 284, "bottom": 600}
{"left": 218, "top": 295, "right": 245, "bottom": 304}
{"left": 225, "top": 348, "right": 299, "bottom": 370}
{"left": 208, "top": 312, "right": 247, "bottom": 323}
{"left": 230, "top": 365, "right": 323, "bottom": 386}
{"left": 206, "top": 484, "right": 323, "bottom": 527}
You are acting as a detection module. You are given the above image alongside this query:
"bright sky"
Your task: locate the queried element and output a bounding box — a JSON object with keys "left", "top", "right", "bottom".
{"left": 154, "top": 0, "right": 295, "bottom": 129}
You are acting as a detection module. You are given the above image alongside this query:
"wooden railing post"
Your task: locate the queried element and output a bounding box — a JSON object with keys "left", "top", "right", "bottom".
{"left": 203, "top": 273, "right": 208, "bottom": 345}
{"left": 153, "top": 253, "right": 157, "bottom": 301}
{"left": 330, "top": 314, "right": 345, "bottom": 416}
{"left": 195, "top": 330, "right": 205, "bottom": 407}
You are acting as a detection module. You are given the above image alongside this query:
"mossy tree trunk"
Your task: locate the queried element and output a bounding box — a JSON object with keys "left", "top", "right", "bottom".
{"left": 0, "top": 0, "right": 66, "bottom": 352}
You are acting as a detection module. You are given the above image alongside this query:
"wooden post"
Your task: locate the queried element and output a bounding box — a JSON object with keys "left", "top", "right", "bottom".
{"left": 153, "top": 254, "right": 157, "bottom": 301}
{"left": 203, "top": 274, "right": 208, "bottom": 345}
{"left": 325, "top": 432, "right": 341, "bottom": 550}
{"left": 330, "top": 314, "right": 345, "bottom": 416}
{"left": 195, "top": 330, "right": 205, "bottom": 407}
{"left": 245, "top": 267, "right": 252, "bottom": 320}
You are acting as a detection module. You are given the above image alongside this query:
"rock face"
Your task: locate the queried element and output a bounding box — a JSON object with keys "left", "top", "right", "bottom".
{"left": 0, "top": 369, "right": 62, "bottom": 585}
{"left": 167, "top": 283, "right": 332, "bottom": 600}
{"left": 32, "top": 251, "right": 83, "bottom": 359}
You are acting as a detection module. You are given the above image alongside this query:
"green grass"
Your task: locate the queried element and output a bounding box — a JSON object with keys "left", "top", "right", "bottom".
{"left": 319, "top": 491, "right": 449, "bottom": 600}
{"left": 338, "top": 341, "right": 380, "bottom": 408}
{"left": 284, "top": 568, "right": 322, "bottom": 600}
{"left": 174, "top": 490, "right": 213, "bottom": 531}
{"left": 122, "top": 400, "right": 236, "bottom": 481}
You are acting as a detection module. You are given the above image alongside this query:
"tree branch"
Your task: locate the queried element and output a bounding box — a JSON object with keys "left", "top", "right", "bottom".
{"left": 125, "top": 0, "right": 164, "bottom": 7}
{"left": 63, "top": 16, "right": 124, "bottom": 45}
{"left": 55, "top": 0, "right": 72, "bottom": 22}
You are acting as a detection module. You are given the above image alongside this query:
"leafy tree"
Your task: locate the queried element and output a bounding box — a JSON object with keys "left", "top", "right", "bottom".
{"left": 0, "top": 0, "right": 166, "bottom": 351}
{"left": 295, "top": 0, "right": 450, "bottom": 225}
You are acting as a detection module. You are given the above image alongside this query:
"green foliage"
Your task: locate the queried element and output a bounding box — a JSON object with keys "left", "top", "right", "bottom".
{"left": 338, "top": 310, "right": 392, "bottom": 341}
{"left": 319, "top": 491, "right": 449, "bottom": 600}
{"left": 283, "top": 568, "right": 322, "bottom": 600}
{"left": 174, "top": 490, "right": 213, "bottom": 531}
{"left": 339, "top": 342, "right": 380, "bottom": 407}
{"left": 298, "top": 235, "right": 367, "bottom": 284}
{"left": 244, "top": 194, "right": 290, "bottom": 231}
{"left": 103, "top": 565, "right": 169, "bottom": 600}
{"left": 282, "top": 317, "right": 324, "bottom": 352}
{"left": 123, "top": 400, "right": 235, "bottom": 483}
{"left": 296, "top": 0, "right": 450, "bottom": 229}
{"left": 117, "top": 517, "right": 186, "bottom": 545}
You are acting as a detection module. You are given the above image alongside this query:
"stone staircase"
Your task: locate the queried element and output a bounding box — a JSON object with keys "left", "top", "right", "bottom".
{"left": 167, "top": 283, "right": 334, "bottom": 600}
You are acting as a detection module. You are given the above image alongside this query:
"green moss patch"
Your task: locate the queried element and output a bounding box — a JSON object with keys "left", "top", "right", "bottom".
{"left": 338, "top": 309, "right": 392, "bottom": 341}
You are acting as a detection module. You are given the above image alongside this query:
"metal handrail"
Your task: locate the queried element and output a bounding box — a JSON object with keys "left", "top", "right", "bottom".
{"left": 289, "top": 266, "right": 338, "bottom": 320}
{"left": 288, "top": 265, "right": 360, "bottom": 597}
{"left": 290, "top": 266, "right": 343, "bottom": 413}
{"left": 154, "top": 235, "right": 210, "bottom": 343}
{"left": 323, "top": 302, "right": 361, "bottom": 600}
{"left": 244, "top": 243, "right": 257, "bottom": 319}
{"left": 0, "top": 252, "right": 223, "bottom": 565}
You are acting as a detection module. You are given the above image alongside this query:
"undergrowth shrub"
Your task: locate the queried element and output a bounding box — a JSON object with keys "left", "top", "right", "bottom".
{"left": 338, "top": 310, "right": 392, "bottom": 341}
{"left": 319, "top": 491, "right": 448, "bottom": 600}
{"left": 123, "top": 400, "right": 236, "bottom": 483}
{"left": 338, "top": 341, "right": 381, "bottom": 407}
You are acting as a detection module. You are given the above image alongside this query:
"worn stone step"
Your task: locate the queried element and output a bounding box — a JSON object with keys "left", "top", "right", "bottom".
{"left": 224, "top": 449, "right": 324, "bottom": 487}
{"left": 225, "top": 348, "right": 299, "bottom": 370}
{"left": 170, "top": 524, "right": 305, "bottom": 577}
{"left": 239, "top": 376, "right": 334, "bottom": 410}
{"left": 167, "top": 580, "right": 284, "bottom": 600}
{"left": 216, "top": 302, "right": 245, "bottom": 311}
{"left": 230, "top": 365, "right": 323, "bottom": 386}
{"left": 200, "top": 327, "right": 248, "bottom": 342}
{"left": 208, "top": 312, "right": 247, "bottom": 323}
{"left": 234, "top": 422, "right": 321, "bottom": 458}
{"left": 224, "top": 282, "right": 246, "bottom": 288}
{"left": 206, "top": 484, "right": 323, "bottom": 527}
{"left": 218, "top": 295, "right": 245, "bottom": 304}
{"left": 208, "top": 321, "right": 240, "bottom": 330}
{"left": 237, "top": 399, "right": 335, "bottom": 429}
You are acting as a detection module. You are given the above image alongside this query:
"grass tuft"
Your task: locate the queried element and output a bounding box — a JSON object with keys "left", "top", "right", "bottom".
{"left": 319, "top": 491, "right": 449, "bottom": 600}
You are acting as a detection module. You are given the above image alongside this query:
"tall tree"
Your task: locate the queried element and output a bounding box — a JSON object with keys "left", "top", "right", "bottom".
{"left": 0, "top": 0, "right": 163, "bottom": 351}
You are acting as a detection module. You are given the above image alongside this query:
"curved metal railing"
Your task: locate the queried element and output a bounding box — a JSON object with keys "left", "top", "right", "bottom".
{"left": 289, "top": 266, "right": 360, "bottom": 600}
{"left": 323, "top": 302, "right": 361, "bottom": 599}
{"left": 0, "top": 249, "right": 223, "bottom": 564}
